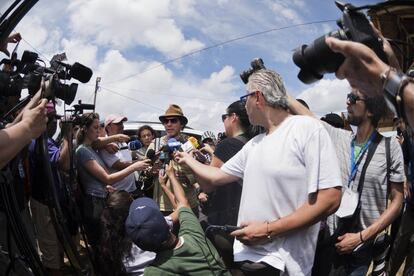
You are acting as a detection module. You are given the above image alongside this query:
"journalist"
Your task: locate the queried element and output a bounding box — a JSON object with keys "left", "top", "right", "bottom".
{"left": 99, "top": 114, "right": 137, "bottom": 193}
{"left": 75, "top": 112, "right": 150, "bottom": 248}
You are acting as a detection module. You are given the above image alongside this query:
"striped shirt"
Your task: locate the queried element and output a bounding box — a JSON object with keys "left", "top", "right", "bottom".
{"left": 323, "top": 123, "right": 405, "bottom": 232}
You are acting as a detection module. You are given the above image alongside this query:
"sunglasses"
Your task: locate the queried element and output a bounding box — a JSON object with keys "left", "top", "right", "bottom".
{"left": 162, "top": 118, "right": 179, "bottom": 124}
{"left": 221, "top": 114, "right": 230, "bottom": 122}
{"left": 240, "top": 91, "right": 257, "bottom": 104}
{"left": 347, "top": 93, "right": 366, "bottom": 105}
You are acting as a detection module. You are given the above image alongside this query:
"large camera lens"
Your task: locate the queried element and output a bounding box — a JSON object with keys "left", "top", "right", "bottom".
{"left": 54, "top": 80, "right": 77, "bottom": 105}
{"left": 292, "top": 31, "right": 346, "bottom": 84}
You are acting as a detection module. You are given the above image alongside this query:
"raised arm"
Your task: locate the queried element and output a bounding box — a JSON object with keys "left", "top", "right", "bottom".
{"left": 326, "top": 37, "right": 414, "bottom": 130}
{"left": 165, "top": 162, "right": 189, "bottom": 209}
{"left": 0, "top": 99, "right": 48, "bottom": 169}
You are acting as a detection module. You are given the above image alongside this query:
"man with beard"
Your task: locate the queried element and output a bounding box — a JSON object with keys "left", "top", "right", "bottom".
{"left": 289, "top": 90, "right": 405, "bottom": 275}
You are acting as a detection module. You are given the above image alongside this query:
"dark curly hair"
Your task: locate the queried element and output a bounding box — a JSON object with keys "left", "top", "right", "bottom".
{"left": 99, "top": 191, "right": 133, "bottom": 276}
{"left": 137, "top": 125, "right": 156, "bottom": 141}
{"left": 365, "top": 96, "right": 387, "bottom": 128}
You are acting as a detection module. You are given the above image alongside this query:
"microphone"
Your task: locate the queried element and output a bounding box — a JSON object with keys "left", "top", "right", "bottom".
{"left": 146, "top": 149, "right": 156, "bottom": 163}
{"left": 56, "top": 61, "right": 93, "bottom": 83}
{"left": 180, "top": 136, "right": 200, "bottom": 153}
{"left": 119, "top": 140, "right": 142, "bottom": 151}
{"left": 167, "top": 138, "right": 181, "bottom": 152}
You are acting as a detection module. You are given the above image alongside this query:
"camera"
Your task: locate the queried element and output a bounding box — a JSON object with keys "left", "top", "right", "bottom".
{"left": 240, "top": 58, "right": 266, "bottom": 84}
{"left": 0, "top": 50, "right": 92, "bottom": 105}
{"left": 371, "top": 233, "right": 390, "bottom": 276}
{"left": 292, "top": 1, "right": 387, "bottom": 84}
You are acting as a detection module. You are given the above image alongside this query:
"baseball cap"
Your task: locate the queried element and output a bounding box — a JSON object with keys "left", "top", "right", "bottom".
{"left": 104, "top": 114, "right": 127, "bottom": 128}
{"left": 125, "top": 197, "right": 170, "bottom": 252}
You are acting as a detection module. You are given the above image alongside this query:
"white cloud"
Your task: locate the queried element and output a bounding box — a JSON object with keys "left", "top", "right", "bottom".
{"left": 61, "top": 39, "right": 98, "bottom": 69}
{"left": 296, "top": 78, "right": 351, "bottom": 116}
{"left": 67, "top": 0, "right": 204, "bottom": 58}
{"left": 86, "top": 50, "right": 238, "bottom": 132}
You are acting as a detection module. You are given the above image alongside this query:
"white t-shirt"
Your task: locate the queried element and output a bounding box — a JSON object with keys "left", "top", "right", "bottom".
{"left": 100, "top": 141, "right": 136, "bottom": 192}
{"left": 221, "top": 115, "right": 342, "bottom": 276}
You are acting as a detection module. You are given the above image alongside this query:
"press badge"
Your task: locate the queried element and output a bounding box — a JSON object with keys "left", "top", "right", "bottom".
{"left": 335, "top": 186, "right": 359, "bottom": 218}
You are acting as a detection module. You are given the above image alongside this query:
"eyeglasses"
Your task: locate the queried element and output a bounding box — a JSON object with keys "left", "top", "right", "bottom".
{"left": 221, "top": 114, "right": 230, "bottom": 122}
{"left": 162, "top": 118, "right": 179, "bottom": 124}
{"left": 347, "top": 93, "right": 366, "bottom": 105}
{"left": 240, "top": 91, "right": 257, "bottom": 104}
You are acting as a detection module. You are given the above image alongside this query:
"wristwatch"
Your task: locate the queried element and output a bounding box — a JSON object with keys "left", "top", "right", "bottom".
{"left": 381, "top": 68, "right": 413, "bottom": 118}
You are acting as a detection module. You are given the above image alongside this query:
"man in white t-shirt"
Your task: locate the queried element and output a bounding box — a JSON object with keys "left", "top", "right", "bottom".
{"left": 174, "top": 69, "right": 342, "bottom": 276}
{"left": 100, "top": 114, "right": 136, "bottom": 192}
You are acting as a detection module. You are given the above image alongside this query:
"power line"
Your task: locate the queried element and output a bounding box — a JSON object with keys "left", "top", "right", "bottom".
{"left": 99, "top": 87, "right": 217, "bottom": 130}
{"left": 100, "top": 85, "right": 232, "bottom": 103}
{"left": 107, "top": 19, "right": 336, "bottom": 84}
{"left": 99, "top": 86, "right": 164, "bottom": 112}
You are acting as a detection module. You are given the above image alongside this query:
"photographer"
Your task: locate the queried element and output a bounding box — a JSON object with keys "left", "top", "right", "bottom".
{"left": 28, "top": 102, "right": 69, "bottom": 276}
{"left": 325, "top": 37, "right": 414, "bottom": 131}
{"left": 75, "top": 112, "right": 150, "bottom": 249}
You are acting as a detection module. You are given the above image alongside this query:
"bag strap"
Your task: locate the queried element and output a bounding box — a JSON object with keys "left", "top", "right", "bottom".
{"left": 385, "top": 136, "right": 391, "bottom": 209}
{"left": 356, "top": 133, "right": 383, "bottom": 200}
{"left": 385, "top": 136, "right": 391, "bottom": 235}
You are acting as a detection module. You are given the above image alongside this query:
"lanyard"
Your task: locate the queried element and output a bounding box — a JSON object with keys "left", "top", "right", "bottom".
{"left": 348, "top": 131, "right": 376, "bottom": 187}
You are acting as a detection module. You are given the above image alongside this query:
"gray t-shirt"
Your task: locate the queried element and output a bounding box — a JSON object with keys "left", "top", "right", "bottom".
{"left": 76, "top": 144, "right": 108, "bottom": 198}
{"left": 323, "top": 123, "right": 405, "bottom": 231}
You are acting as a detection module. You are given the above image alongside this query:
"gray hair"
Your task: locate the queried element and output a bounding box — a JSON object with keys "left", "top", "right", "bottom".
{"left": 247, "top": 69, "right": 288, "bottom": 109}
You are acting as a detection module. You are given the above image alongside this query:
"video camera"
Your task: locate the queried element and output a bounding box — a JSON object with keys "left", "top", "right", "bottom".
{"left": 240, "top": 58, "right": 266, "bottom": 84}
{"left": 0, "top": 50, "right": 92, "bottom": 105}
{"left": 292, "top": 1, "right": 387, "bottom": 84}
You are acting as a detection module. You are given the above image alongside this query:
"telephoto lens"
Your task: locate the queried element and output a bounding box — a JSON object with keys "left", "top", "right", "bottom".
{"left": 371, "top": 233, "right": 391, "bottom": 276}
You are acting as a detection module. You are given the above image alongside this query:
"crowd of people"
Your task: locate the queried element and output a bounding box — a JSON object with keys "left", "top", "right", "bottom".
{"left": 1, "top": 23, "right": 414, "bottom": 276}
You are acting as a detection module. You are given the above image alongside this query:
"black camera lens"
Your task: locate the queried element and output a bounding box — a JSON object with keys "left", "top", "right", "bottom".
{"left": 54, "top": 80, "right": 77, "bottom": 105}
{"left": 240, "top": 58, "right": 266, "bottom": 84}
{"left": 292, "top": 1, "right": 387, "bottom": 84}
{"left": 292, "top": 32, "right": 346, "bottom": 84}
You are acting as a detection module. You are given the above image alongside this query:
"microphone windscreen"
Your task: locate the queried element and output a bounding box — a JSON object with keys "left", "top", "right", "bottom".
{"left": 70, "top": 62, "right": 93, "bottom": 83}
{"left": 128, "top": 140, "right": 142, "bottom": 151}
{"left": 188, "top": 137, "right": 200, "bottom": 149}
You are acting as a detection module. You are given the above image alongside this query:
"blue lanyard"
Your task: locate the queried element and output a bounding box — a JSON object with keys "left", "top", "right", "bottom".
{"left": 348, "top": 131, "right": 377, "bottom": 187}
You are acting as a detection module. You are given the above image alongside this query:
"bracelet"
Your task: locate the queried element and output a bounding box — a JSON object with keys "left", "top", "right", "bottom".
{"left": 266, "top": 221, "right": 272, "bottom": 241}
{"left": 359, "top": 231, "right": 364, "bottom": 243}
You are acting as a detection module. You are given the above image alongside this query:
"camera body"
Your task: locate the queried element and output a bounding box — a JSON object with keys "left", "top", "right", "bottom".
{"left": 240, "top": 58, "right": 266, "bottom": 84}
{"left": 0, "top": 50, "right": 92, "bottom": 106}
{"left": 293, "top": 1, "right": 387, "bottom": 84}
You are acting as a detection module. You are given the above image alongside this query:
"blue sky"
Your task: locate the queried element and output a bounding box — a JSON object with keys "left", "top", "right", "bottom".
{"left": 6, "top": 0, "right": 381, "bottom": 132}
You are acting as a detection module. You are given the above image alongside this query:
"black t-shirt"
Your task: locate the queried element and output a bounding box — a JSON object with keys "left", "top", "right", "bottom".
{"left": 204, "top": 135, "right": 247, "bottom": 225}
